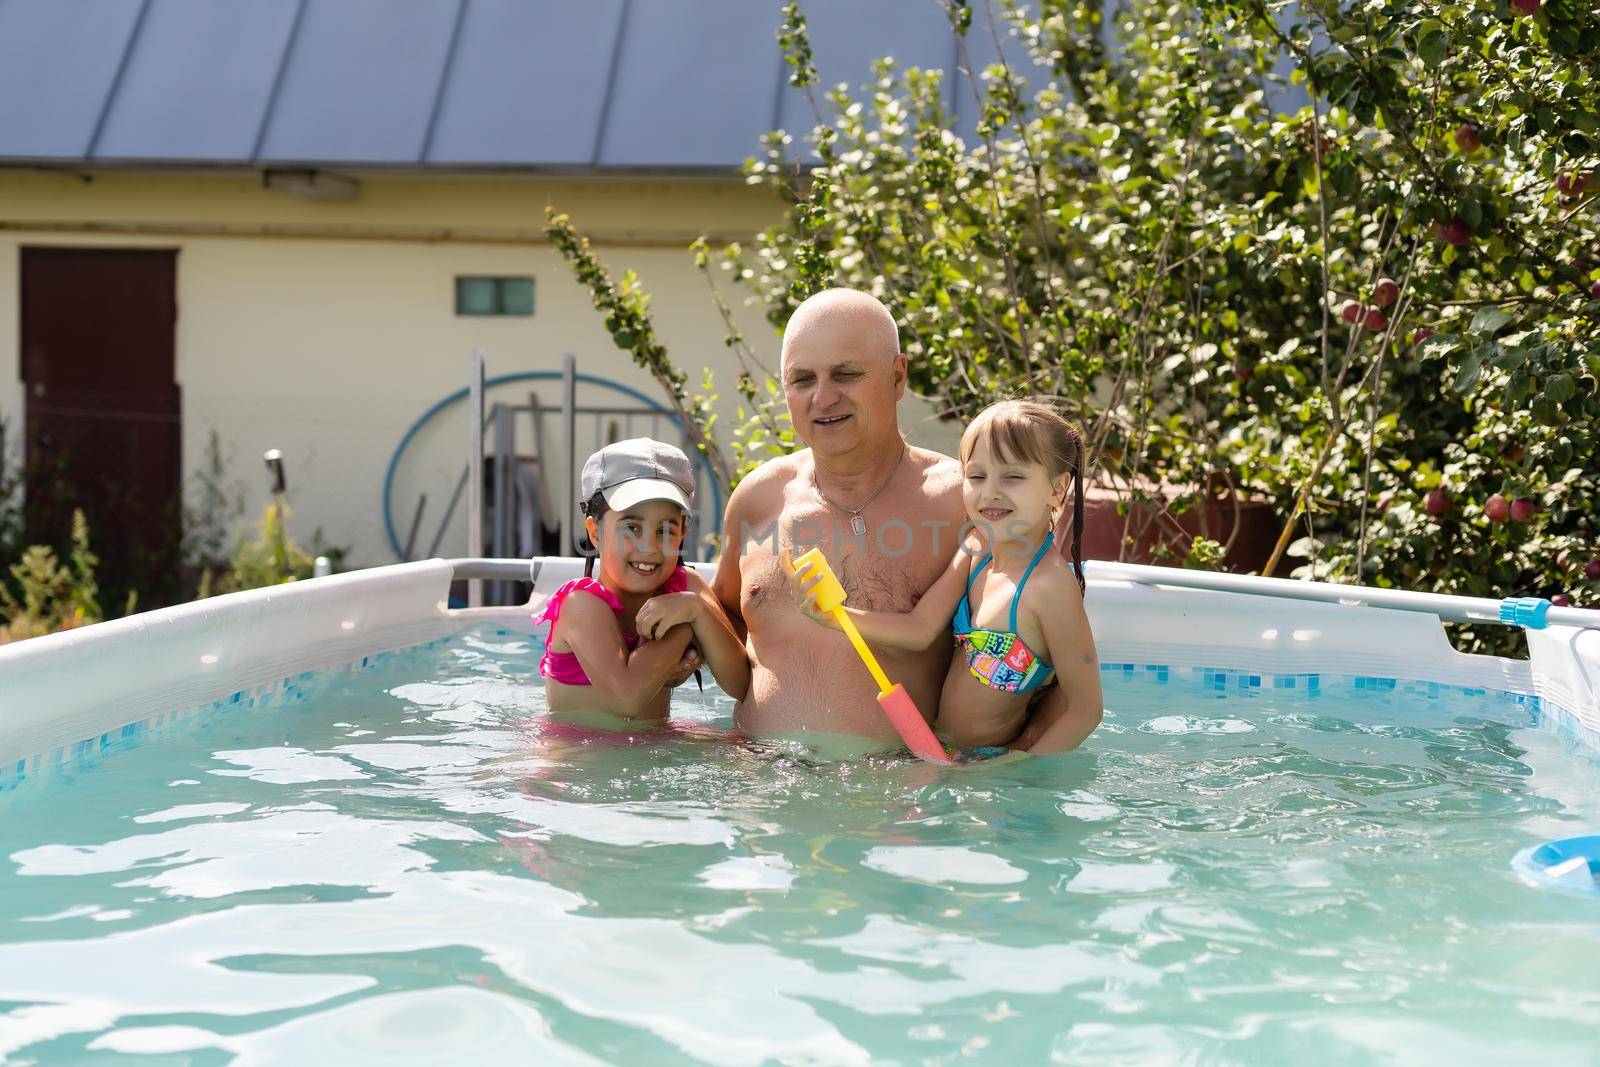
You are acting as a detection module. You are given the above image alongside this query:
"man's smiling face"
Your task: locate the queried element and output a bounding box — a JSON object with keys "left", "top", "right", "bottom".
{"left": 781, "top": 316, "right": 905, "bottom": 458}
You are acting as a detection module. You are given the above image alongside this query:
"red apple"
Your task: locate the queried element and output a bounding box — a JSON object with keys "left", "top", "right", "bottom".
{"left": 1233, "top": 361, "right": 1255, "bottom": 382}
{"left": 1372, "top": 278, "right": 1400, "bottom": 307}
{"left": 1434, "top": 218, "right": 1472, "bottom": 246}
{"left": 1586, "top": 558, "right": 1600, "bottom": 580}
{"left": 1503, "top": 441, "right": 1525, "bottom": 461}
{"left": 1424, "top": 488, "right": 1451, "bottom": 516}
{"left": 1551, "top": 593, "right": 1572, "bottom": 607}
{"left": 1510, "top": 0, "right": 1539, "bottom": 15}
{"left": 1376, "top": 492, "right": 1395, "bottom": 514}
{"left": 1484, "top": 494, "right": 1511, "bottom": 522}
{"left": 1454, "top": 124, "right": 1482, "bottom": 153}
{"left": 1364, "top": 307, "right": 1389, "bottom": 332}
{"left": 1555, "top": 172, "right": 1590, "bottom": 197}
{"left": 1510, "top": 497, "right": 1537, "bottom": 523}
{"left": 1412, "top": 327, "right": 1435, "bottom": 347}
{"left": 1590, "top": 280, "right": 1600, "bottom": 301}
{"left": 1341, "top": 299, "right": 1364, "bottom": 324}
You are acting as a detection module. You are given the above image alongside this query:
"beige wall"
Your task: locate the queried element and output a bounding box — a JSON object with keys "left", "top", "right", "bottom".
{"left": 1, "top": 169, "right": 958, "bottom": 568}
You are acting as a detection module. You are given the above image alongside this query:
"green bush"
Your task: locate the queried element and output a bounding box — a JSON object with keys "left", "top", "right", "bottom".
{"left": 0, "top": 509, "right": 101, "bottom": 643}
{"left": 554, "top": 0, "right": 1600, "bottom": 647}
{"left": 202, "top": 503, "right": 314, "bottom": 595}
{"left": 752, "top": 0, "right": 1598, "bottom": 632}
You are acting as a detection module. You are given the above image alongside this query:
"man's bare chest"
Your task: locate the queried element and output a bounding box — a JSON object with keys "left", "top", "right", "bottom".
{"left": 740, "top": 504, "right": 942, "bottom": 619}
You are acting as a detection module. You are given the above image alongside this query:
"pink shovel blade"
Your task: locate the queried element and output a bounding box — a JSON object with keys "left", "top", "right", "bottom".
{"left": 877, "top": 684, "right": 952, "bottom": 764}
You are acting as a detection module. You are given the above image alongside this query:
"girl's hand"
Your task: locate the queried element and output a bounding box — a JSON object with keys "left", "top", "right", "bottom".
{"left": 635, "top": 591, "right": 701, "bottom": 641}
{"left": 784, "top": 553, "right": 840, "bottom": 630}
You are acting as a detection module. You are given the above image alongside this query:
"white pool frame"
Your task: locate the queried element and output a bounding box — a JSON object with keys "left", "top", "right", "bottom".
{"left": 2, "top": 557, "right": 1598, "bottom": 782}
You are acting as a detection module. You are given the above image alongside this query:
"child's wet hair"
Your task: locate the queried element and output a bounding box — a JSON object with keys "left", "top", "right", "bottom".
{"left": 577, "top": 492, "right": 608, "bottom": 577}
{"left": 959, "top": 399, "right": 1087, "bottom": 593}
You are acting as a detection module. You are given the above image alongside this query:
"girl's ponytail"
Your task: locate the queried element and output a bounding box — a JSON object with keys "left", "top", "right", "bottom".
{"left": 1068, "top": 424, "right": 1085, "bottom": 595}
{"left": 577, "top": 492, "right": 607, "bottom": 578}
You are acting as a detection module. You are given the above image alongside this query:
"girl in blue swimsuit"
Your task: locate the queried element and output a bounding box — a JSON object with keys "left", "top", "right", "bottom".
{"left": 790, "top": 399, "right": 1103, "bottom": 753}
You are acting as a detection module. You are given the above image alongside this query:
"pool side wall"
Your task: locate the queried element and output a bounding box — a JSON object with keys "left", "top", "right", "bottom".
{"left": 0, "top": 561, "right": 516, "bottom": 774}
{"left": 1, "top": 557, "right": 1595, "bottom": 782}
{"left": 1527, "top": 625, "right": 1600, "bottom": 745}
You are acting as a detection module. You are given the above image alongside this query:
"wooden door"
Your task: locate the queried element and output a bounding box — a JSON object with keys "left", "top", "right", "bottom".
{"left": 20, "top": 247, "right": 181, "bottom": 598}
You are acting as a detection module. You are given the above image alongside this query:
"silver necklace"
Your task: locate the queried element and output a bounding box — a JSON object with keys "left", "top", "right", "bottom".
{"left": 811, "top": 443, "right": 907, "bottom": 536}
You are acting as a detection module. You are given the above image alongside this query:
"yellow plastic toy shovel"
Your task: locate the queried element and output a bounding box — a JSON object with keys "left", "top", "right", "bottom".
{"left": 790, "top": 548, "right": 952, "bottom": 764}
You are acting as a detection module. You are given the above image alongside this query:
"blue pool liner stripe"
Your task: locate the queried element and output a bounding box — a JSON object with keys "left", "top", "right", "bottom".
{"left": 0, "top": 647, "right": 1585, "bottom": 791}
{"left": 0, "top": 633, "right": 470, "bottom": 791}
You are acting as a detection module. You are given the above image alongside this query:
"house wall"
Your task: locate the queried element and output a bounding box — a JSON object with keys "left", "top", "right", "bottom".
{"left": 0, "top": 169, "right": 960, "bottom": 567}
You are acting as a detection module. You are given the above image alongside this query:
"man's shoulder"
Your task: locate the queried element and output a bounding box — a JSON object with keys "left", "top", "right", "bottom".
{"left": 728, "top": 452, "right": 802, "bottom": 503}
{"left": 908, "top": 445, "right": 962, "bottom": 497}
{"left": 723, "top": 452, "right": 802, "bottom": 526}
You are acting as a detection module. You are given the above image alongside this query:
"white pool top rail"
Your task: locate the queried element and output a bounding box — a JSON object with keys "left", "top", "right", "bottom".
{"left": 2, "top": 557, "right": 1597, "bottom": 780}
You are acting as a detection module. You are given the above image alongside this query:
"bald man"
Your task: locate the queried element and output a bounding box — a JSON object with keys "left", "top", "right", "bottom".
{"left": 710, "top": 289, "right": 966, "bottom": 746}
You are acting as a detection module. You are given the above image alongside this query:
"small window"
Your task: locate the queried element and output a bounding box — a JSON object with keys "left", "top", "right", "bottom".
{"left": 455, "top": 276, "right": 534, "bottom": 316}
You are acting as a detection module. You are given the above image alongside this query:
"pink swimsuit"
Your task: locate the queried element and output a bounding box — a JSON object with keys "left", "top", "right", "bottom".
{"left": 533, "top": 565, "right": 689, "bottom": 685}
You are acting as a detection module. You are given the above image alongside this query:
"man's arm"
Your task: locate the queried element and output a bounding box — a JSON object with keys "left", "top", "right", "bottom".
{"left": 710, "top": 545, "right": 746, "bottom": 644}
{"left": 658, "top": 460, "right": 774, "bottom": 690}
{"left": 711, "top": 466, "right": 775, "bottom": 644}
{"left": 680, "top": 570, "right": 751, "bottom": 699}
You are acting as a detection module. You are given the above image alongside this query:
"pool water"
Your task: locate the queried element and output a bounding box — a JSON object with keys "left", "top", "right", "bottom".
{"left": 2, "top": 629, "right": 1599, "bottom": 1065}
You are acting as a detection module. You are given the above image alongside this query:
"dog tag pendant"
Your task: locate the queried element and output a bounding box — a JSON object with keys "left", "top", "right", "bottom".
{"left": 850, "top": 514, "right": 867, "bottom": 536}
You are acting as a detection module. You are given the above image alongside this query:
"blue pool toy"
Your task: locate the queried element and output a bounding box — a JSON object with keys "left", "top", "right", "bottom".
{"left": 1513, "top": 835, "right": 1600, "bottom": 898}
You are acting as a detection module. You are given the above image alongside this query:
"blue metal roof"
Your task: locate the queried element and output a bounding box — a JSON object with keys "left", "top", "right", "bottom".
{"left": 0, "top": 0, "right": 1040, "bottom": 171}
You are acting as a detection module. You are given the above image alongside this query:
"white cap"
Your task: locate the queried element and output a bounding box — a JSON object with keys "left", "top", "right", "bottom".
{"left": 580, "top": 437, "right": 695, "bottom": 514}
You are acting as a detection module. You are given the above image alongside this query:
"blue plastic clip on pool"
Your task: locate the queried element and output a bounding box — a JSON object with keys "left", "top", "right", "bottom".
{"left": 1498, "top": 596, "right": 1553, "bottom": 629}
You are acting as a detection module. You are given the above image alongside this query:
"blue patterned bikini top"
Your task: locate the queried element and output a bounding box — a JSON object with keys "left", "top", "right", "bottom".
{"left": 951, "top": 533, "right": 1056, "bottom": 694}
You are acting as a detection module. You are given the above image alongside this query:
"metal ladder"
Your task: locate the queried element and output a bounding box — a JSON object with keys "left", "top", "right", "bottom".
{"left": 442, "top": 353, "right": 705, "bottom": 607}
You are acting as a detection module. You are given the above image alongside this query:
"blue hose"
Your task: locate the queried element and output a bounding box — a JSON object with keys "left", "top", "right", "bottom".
{"left": 382, "top": 371, "right": 725, "bottom": 561}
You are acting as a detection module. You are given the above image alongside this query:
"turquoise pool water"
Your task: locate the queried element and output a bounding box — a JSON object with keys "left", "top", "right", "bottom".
{"left": 2, "top": 628, "right": 1599, "bottom": 1065}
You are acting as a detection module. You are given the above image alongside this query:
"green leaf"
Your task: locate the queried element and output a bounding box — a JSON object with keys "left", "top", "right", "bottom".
{"left": 1451, "top": 350, "right": 1485, "bottom": 393}
{"left": 1417, "top": 30, "right": 1449, "bottom": 67}
{"left": 1530, "top": 394, "right": 1562, "bottom": 425}
{"left": 1491, "top": 344, "right": 1527, "bottom": 371}
{"left": 1505, "top": 370, "right": 1534, "bottom": 405}
{"left": 1419, "top": 333, "right": 1461, "bottom": 357}
{"left": 1469, "top": 306, "right": 1513, "bottom": 336}
{"left": 1545, "top": 373, "right": 1576, "bottom": 403}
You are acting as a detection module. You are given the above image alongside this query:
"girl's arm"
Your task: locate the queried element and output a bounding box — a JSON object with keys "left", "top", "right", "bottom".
{"left": 637, "top": 572, "right": 752, "bottom": 700}
{"left": 556, "top": 591, "right": 696, "bottom": 717}
{"left": 1023, "top": 568, "right": 1103, "bottom": 753}
{"left": 788, "top": 547, "right": 971, "bottom": 651}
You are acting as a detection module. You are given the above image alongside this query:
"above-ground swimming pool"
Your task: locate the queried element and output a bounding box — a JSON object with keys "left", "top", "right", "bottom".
{"left": 2, "top": 559, "right": 1599, "bottom": 1064}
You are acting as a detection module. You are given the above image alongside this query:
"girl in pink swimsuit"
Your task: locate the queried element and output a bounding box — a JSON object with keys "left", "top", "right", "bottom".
{"left": 534, "top": 438, "right": 749, "bottom": 723}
